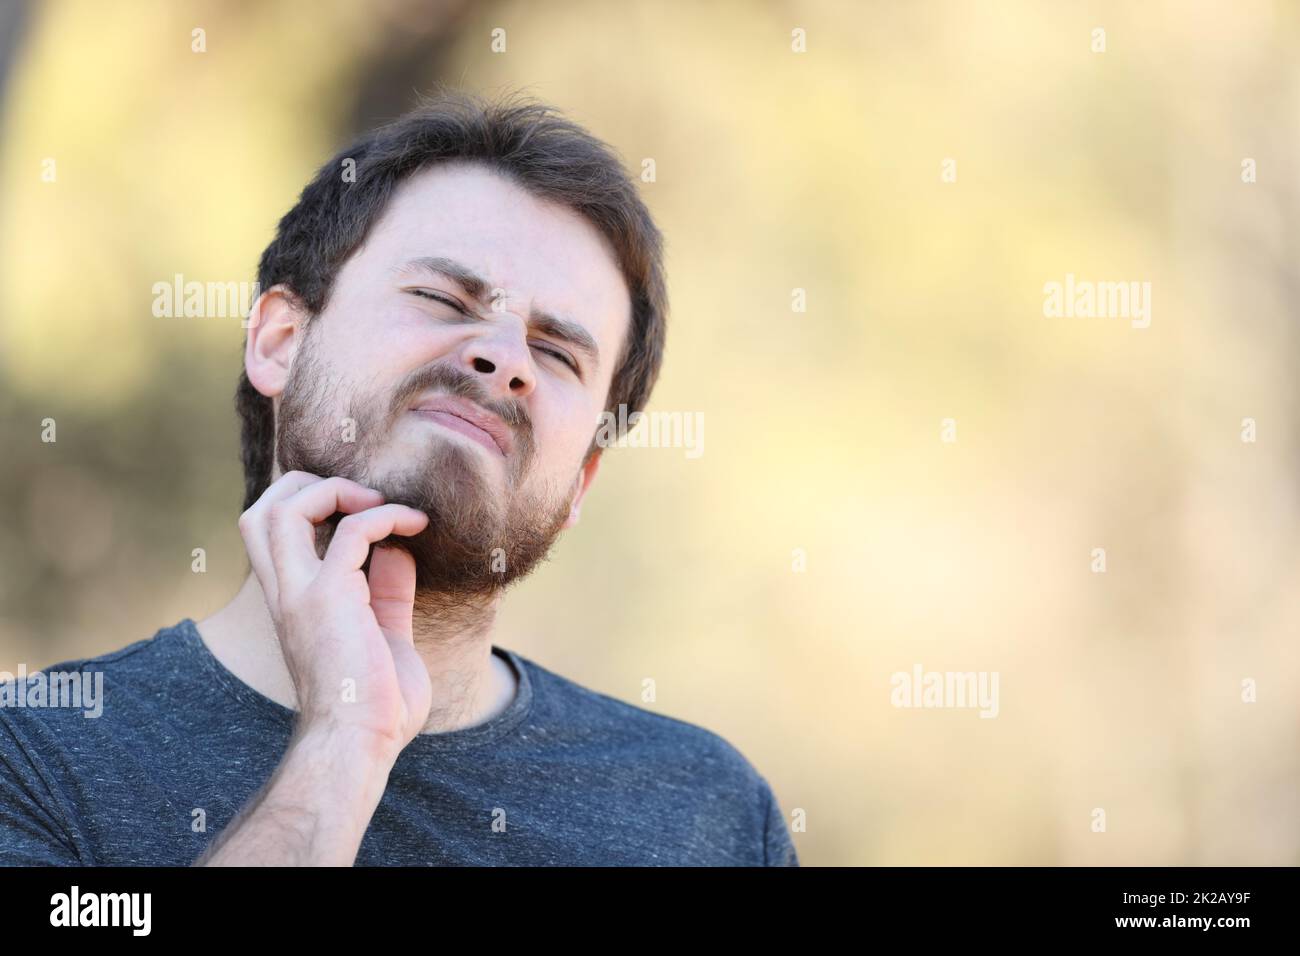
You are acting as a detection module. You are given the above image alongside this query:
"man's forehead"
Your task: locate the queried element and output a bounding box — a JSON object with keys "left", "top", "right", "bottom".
{"left": 378, "top": 167, "right": 623, "bottom": 299}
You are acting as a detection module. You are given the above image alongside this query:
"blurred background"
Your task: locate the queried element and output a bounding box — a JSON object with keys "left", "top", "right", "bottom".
{"left": 1, "top": 0, "right": 1298, "bottom": 865}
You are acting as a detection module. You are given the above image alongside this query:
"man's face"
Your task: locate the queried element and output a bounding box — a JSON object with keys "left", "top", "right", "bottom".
{"left": 267, "top": 161, "right": 631, "bottom": 597}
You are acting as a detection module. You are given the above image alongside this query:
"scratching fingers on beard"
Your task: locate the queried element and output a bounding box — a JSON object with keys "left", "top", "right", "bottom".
{"left": 267, "top": 477, "right": 388, "bottom": 590}
{"left": 319, "top": 504, "right": 430, "bottom": 582}
{"left": 239, "top": 471, "right": 384, "bottom": 614}
{"left": 238, "top": 470, "right": 325, "bottom": 612}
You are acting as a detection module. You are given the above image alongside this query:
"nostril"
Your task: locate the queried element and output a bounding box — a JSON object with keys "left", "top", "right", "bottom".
{"left": 473, "top": 357, "right": 495, "bottom": 373}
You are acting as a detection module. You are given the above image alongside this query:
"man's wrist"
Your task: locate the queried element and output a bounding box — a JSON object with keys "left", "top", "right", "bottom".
{"left": 289, "top": 718, "right": 402, "bottom": 779}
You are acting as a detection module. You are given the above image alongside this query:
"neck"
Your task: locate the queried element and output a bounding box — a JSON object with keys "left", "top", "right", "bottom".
{"left": 196, "top": 572, "right": 516, "bottom": 735}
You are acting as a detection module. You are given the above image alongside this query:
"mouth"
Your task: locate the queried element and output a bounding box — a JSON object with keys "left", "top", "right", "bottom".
{"left": 409, "top": 395, "right": 511, "bottom": 457}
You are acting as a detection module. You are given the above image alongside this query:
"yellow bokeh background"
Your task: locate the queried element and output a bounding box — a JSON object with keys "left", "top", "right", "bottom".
{"left": 1, "top": 0, "right": 1297, "bottom": 865}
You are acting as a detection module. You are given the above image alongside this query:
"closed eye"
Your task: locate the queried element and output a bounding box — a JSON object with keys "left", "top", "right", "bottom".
{"left": 408, "top": 289, "right": 579, "bottom": 374}
{"left": 531, "top": 342, "right": 579, "bottom": 373}
{"left": 407, "top": 288, "right": 467, "bottom": 313}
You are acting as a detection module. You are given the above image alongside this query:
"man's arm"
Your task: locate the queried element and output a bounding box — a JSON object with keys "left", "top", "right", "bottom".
{"left": 193, "top": 724, "right": 394, "bottom": 866}
{"left": 194, "top": 472, "right": 434, "bottom": 866}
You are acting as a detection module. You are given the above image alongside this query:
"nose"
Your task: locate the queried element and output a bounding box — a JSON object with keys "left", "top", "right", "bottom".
{"left": 460, "top": 315, "right": 536, "bottom": 401}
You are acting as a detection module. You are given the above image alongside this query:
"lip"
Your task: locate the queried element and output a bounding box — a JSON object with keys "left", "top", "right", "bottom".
{"left": 409, "top": 394, "right": 512, "bottom": 457}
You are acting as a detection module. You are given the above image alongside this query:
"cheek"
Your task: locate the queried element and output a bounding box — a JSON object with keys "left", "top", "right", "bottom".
{"left": 531, "top": 385, "right": 601, "bottom": 463}
{"left": 374, "top": 310, "right": 469, "bottom": 374}
{"left": 319, "top": 325, "right": 423, "bottom": 410}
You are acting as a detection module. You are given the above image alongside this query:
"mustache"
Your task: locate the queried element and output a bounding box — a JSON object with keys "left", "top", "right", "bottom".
{"left": 388, "top": 362, "right": 532, "bottom": 435}
{"left": 383, "top": 361, "right": 537, "bottom": 480}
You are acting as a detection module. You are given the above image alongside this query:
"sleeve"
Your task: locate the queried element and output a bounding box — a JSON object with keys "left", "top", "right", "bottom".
{"left": 0, "top": 709, "right": 85, "bottom": 866}
{"left": 760, "top": 777, "right": 799, "bottom": 867}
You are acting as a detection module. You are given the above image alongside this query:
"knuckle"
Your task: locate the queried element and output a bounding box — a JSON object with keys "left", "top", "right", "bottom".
{"left": 336, "top": 512, "right": 366, "bottom": 536}
{"left": 266, "top": 502, "right": 291, "bottom": 532}
{"left": 330, "top": 475, "right": 370, "bottom": 496}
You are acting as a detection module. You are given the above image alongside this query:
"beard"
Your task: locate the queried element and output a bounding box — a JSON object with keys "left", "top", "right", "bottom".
{"left": 274, "top": 328, "right": 575, "bottom": 601}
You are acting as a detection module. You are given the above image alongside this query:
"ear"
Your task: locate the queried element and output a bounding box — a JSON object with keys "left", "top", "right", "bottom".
{"left": 561, "top": 449, "right": 603, "bottom": 529}
{"left": 244, "top": 284, "right": 308, "bottom": 399}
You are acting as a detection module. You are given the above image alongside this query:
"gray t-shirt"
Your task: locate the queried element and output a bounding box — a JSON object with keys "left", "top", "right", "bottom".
{"left": 0, "top": 618, "right": 798, "bottom": 866}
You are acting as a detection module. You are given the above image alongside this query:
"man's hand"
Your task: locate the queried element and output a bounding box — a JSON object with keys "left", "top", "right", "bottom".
{"left": 240, "top": 470, "right": 434, "bottom": 758}
{"left": 194, "top": 471, "right": 431, "bottom": 866}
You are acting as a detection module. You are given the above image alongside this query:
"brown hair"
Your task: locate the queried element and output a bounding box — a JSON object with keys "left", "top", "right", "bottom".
{"left": 236, "top": 87, "right": 667, "bottom": 511}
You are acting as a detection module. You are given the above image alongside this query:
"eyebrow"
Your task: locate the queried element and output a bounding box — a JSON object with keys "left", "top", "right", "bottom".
{"left": 396, "top": 256, "right": 601, "bottom": 372}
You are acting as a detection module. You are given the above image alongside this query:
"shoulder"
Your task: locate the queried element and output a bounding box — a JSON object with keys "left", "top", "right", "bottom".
{"left": 508, "top": 649, "right": 797, "bottom": 865}
{"left": 509, "top": 649, "right": 770, "bottom": 792}
{"left": 0, "top": 620, "right": 194, "bottom": 743}
{"left": 6, "top": 619, "right": 188, "bottom": 683}
{"left": 0, "top": 621, "right": 197, "bottom": 865}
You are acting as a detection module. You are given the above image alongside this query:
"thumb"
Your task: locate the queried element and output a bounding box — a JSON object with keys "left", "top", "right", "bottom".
{"left": 367, "top": 545, "right": 417, "bottom": 643}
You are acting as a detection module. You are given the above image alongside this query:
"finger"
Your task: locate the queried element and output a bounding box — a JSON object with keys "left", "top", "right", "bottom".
{"left": 239, "top": 470, "right": 327, "bottom": 610}
{"left": 367, "top": 545, "right": 418, "bottom": 643}
{"left": 320, "top": 504, "right": 429, "bottom": 579}
{"left": 267, "top": 477, "right": 387, "bottom": 592}
{"left": 384, "top": 632, "right": 433, "bottom": 731}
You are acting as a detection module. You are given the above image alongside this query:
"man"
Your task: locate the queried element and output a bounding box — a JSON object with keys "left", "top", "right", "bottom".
{"left": 0, "top": 90, "right": 798, "bottom": 866}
